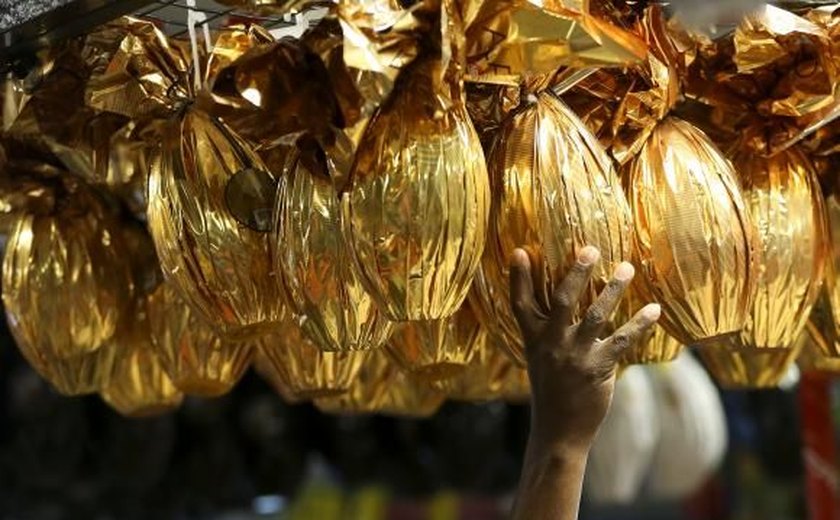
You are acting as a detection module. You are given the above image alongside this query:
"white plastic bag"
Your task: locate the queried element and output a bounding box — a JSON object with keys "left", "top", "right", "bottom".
{"left": 585, "top": 365, "right": 659, "bottom": 505}
{"left": 647, "top": 352, "right": 728, "bottom": 500}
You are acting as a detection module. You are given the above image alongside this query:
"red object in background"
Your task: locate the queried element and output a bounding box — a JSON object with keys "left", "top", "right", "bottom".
{"left": 799, "top": 371, "right": 839, "bottom": 520}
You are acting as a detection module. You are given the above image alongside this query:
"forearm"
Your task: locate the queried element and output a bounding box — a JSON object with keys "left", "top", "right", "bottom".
{"left": 511, "top": 435, "right": 590, "bottom": 520}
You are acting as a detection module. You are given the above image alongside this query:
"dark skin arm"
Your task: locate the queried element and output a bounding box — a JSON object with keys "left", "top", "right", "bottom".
{"left": 510, "top": 246, "right": 661, "bottom": 520}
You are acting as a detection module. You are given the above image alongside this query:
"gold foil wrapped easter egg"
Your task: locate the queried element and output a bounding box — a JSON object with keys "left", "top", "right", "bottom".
{"left": 313, "top": 349, "right": 392, "bottom": 414}
{"left": 101, "top": 307, "right": 183, "bottom": 417}
{"left": 386, "top": 305, "right": 485, "bottom": 381}
{"left": 374, "top": 371, "right": 445, "bottom": 418}
{"left": 699, "top": 340, "right": 802, "bottom": 389}
{"left": 343, "top": 59, "right": 490, "bottom": 321}
{"left": 147, "top": 282, "right": 254, "bottom": 397}
{"left": 272, "top": 150, "right": 393, "bottom": 352}
{"left": 257, "top": 321, "right": 370, "bottom": 400}
{"left": 21, "top": 345, "right": 117, "bottom": 397}
{"left": 2, "top": 190, "right": 132, "bottom": 362}
{"left": 434, "top": 337, "right": 530, "bottom": 402}
{"left": 626, "top": 117, "right": 759, "bottom": 347}
{"left": 148, "top": 109, "right": 283, "bottom": 340}
{"left": 732, "top": 146, "right": 827, "bottom": 350}
{"left": 479, "top": 92, "right": 632, "bottom": 366}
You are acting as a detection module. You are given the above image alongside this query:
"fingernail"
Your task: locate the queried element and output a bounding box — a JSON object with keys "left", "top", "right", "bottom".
{"left": 642, "top": 303, "right": 661, "bottom": 320}
{"left": 578, "top": 246, "right": 600, "bottom": 265}
{"left": 614, "top": 262, "right": 635, "bottom": 281}
{"left": 512, "top": 248, "right": 530, "bottom": 266}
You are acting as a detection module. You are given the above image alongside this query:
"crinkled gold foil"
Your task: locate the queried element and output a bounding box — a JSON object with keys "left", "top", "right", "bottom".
{"left": 433, "top": 332, "right": 530, "bottom": 402}
{"left": 685, "top": 5, "right": 840, "bottom": 154}
{"left": 313, "top": 349, "right": 392, "bottom": 413}
{"left": 386, "top": 304, "right": 485, "bottom": 381}
{"left": 257, "top": 321, "right": 371, "bottom": 400}
{"left": 468, "top": 265, "right": 521, "bottom": 363}
{"left": 463, "top": 0, "right": 646, "bottom": 81}
{"left": 700, "top": 339, "right": 802, "bottom": 389}
{"left": 626, "top": 117, "right": 759, "bottom": 347}
{"left": 101, "top": 305, "right": 183, "bottom": 417}
{"left": 313, "top": 349, "right": 445, "bottom": 417}
{"left": 315, "top": 348, "right": 444, "bottom": 417}
{"left": 797, "top": 320, "right": 840, "bottom": 373}
{"left": 732, "top": 144, "right": 828, "bottom": 350}
{"left": 822, "top": 194, "right": 840, "bottom": 338}
{"left": 477, "top": 91, "right": 632, "bottom": 365}
{"left": 343, "top": 58, "right": 490, "bottom": 321}
{"left": 20, "top": 343, "right": 117, "bottom": 397}
{"left": 272, "top": 149, "right": 393, "bottom": 352}
{"left": 370, "top": 371, "right": 445, "bottom": 418}
{"left": 147, "top": 282, "right": 254, "bottom": 397}
{"left": 88, "top": 19, "right": 284, "bottom": 338}
{"left": 148, "top": 108, "right": 283, "bottom": 339}
{"left": 253, "top": 349, "right": 301, "bottom": 403}
{"left": 209, "top": 35, "right": 340, "bottom": 153}
{"left": 2, "top": 188, "right": 132, "bottom": 360}
{"left": 561, "top": 6, "right": 691, "bottom": 164}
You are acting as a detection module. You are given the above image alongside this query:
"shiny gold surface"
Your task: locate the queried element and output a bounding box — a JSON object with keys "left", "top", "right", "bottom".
{"left": 797, "top": 321, "right": 840, "bottom": 373}
{"left": 272, "top": 150, "right": 393, "bottom": 352}
{"left": 626, "top": 117, "right": 759, "bottom": 347}
{"left": 101, "top": 306, "right": 183, "bottom": 417}
{"left": 478, "top": 92, "right": 632, "bottom": 365}
{"left": 386, "top": 305, "right": 485, "bottom": 381}
{"left": 700, "top": 339, "right": 802, "bottom": 389}
{"left": 312, "top": 349, "right": 392, "bottom": 414}
{"left": 21, "top": 345, "right": 117, "bottom": 397}
{"left": 823, "top": 194, "right": 840, "bottom": 339}
{"left": 148, "top": 109, "right": 283, "bottom": 339}
{"left": 733, "top": 145, "right": 827, "bottom": 350}
{"left": 257, "top": 321, "right": 370, "bottom": 400}
{"left": 147, "top": 282, "right": 254, "bottom": 397}
{"left": 343, "top": 59, "right": 490, "bottom": 321}
{"left": 434, "top": 335, "right": 530, "bottom": 402}
{"left": 87, "top": 18, "right": 284, "bottom": 338}
{"left": 2, "top": 191, "right": 132, "bottom": 360}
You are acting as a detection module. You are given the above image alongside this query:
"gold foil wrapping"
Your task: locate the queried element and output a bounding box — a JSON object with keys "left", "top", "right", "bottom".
{"left": 147, "top": 282, "right": 254, "bottom": 397}
{"left": 797, "top": 321, "right": 840, "bottom": 374}
{"left": 2, "top": 189, "right": 132, "bottom": 365}
{"left": 386, "top": 305, "right": 485, "bottom": 381}
{"left": 626, "top": 117, "right": 759, "bottom": 347}
{"left": 314, "top": 349, "right": 445, "bottom": 417}
{"left": 101, "top": 306, "right": 184, "bottom": 417}
{"left": 823, "top": 194, "right": 840, "bottom": 338}
{"left": 343, "top": 59, "right": 490, "bottom": 321}
{"left": 479, "top": 91, "right": 632, "bottom": 365}
{"left": 88, "top": 19, "right": 284, "bottom": 338}
{"left": 733, "top": 145, "right": 828, "bottom": 350}
{"left": 700, "top": 340, "right": 802, "bottom": 389}
{"left": 258, "top": 321, "right": 370, "bottom": 400}
{"left": 149, "top": 108, "right": 283, "bottom": 339}
{"left": 272, "top": 150, "right": 392, "bottom": 352}
{"left": 434, "top": 337, "right": 530, "bottom": 402}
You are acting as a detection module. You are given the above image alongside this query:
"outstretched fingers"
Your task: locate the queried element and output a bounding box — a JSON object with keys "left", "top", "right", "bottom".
{"left": 576, "top": 262, "right": 636, "bottom": 344}
{"left": 545, "top": 246, "right": 600, "bottom": 340}
{"left": 510, "top": 248, "right": 541, "bottom": 337}
{"left": 599, "top": 303, "right": 661, "bottom": 361}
